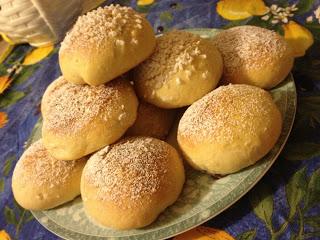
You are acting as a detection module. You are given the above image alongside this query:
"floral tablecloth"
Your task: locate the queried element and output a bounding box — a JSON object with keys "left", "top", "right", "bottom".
{"left": 0, "top": 0, "right": 320, "bottom": 239}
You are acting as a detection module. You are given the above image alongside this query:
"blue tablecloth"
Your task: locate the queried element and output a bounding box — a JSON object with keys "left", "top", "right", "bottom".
{"left": 0, "top": 0, "right": 320, "bottom": 239}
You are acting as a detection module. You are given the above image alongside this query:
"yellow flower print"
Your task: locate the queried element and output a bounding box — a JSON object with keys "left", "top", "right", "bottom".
{"left": 0, "top": 112, "right": 8, "bottom": 128}
{"left": 283, "top": 21, "right": 314, "bottom": 57}
{"left": 216, "top": 1, "right": 314, "bottom": 57}
{"left": 261, "top": 4, "right": 313, "bottom": 57}
{"left": 137, "top": 0, "right": 154, "bottom": 7}
{"left": 173, "top": 226, "right": 235, "bottom": 240}
{"left": 0, "top": 76, "right": 11, "bottom": 95}
{"left": 216, "top": 0, "right": 268, "bottom": 20}
{"left": 22, "top": 44, "right": 54, "bottom": 65}
{"left": 0, "top": 230, "right": 11, "bottom": 240}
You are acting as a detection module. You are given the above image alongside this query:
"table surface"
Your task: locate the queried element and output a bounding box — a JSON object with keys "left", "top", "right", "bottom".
{"left": 0, "top": 0, "right": 320, "bottom": 239}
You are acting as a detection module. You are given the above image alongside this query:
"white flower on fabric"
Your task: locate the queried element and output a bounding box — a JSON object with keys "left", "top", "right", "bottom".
{"left": 306, "top": 16, "right": 313, "bottom": 23}
{"left": 261, "top": 4, "right": 298, "bottom": 25}
{"left": 314, "top": 6, "right": 320, "bottom": 23}
{"left": 261, "top": 15, "right": 270, "bottom": 21}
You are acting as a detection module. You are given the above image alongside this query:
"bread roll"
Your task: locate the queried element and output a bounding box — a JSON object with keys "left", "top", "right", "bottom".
{"left": 81, "top": 137, "right": 185, "bottom": 229}
{"left": 212, "top": 25, "right": 294, "bottom": 89}
{"left": 177, "top": 84, "right": 282, "bottom": 175}
{"left": 134, "top": 30, "right": 223, "bottom": 108}
{"left": 126, "top": 101, "right": 176, "bottom": 139}
{"left": 59, "top": 4, "right": 156, "bottom": 86}
{"left": 12, "top": 140, "right": 87, "bottom": 210}
{"left": 41, "top": 76, "right": 138, "bottom": 160}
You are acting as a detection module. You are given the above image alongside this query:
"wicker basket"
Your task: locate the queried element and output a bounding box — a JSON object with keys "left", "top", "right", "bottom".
{"left": 0, "top": 0, "right": 105, "bottom": 46}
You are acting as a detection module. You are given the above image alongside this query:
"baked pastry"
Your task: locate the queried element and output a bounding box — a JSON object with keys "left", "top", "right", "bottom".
{"left": 41, "top": 76, "right": 138, "bottom": 160}
{"left": 12, "top": 140, "right": 87, "bottom": 210}
{"left": 177, "top": 84, "right": 282, "bottom": 175}
{"left": 133, "top": 30, "right": 223, "bottom": 108}
{"left": 81, "top": 137, "right": 185, "bottom": 229}
{"left": 212, "top": 25, "right": 294, "bottom": 89}
{"left": 59, "top": 4, "right": 156, "bottom": 86}
{"left": 126, "top": 101, "right": 176, "bottom": 139}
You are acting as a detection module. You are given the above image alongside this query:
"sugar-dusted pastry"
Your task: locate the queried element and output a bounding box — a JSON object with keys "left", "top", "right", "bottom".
{"left": 133, "top": 30, "right": 223, "bottom": 108}
{"left": 59, "top": 4, "right": 156, "bottom": 86}
{"left": 212, "top": 25, "right": 294, "bottom": 89}
{"left": 81, "top": 137, "right": 185, "bottom": 229}
{"left": 126, "top": 101, "right": 176, "bottom": 139}
{"left": 41, "top": 76, "right": 138, "bottom": 160}
{"left": 12, "top": 139, "right": 87, "bottom": 210}
{"left": 178, "top": 84, "right": 282, "bottom": 175}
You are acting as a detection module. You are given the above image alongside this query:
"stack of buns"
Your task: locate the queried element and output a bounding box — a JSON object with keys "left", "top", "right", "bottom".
{"left": 12, "top": 4, "right": 294, "bottom": 231}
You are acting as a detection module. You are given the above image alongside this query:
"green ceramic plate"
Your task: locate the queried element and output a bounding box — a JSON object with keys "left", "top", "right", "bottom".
{"left": 30, "top": 28, "right": 297, "bottom": 240}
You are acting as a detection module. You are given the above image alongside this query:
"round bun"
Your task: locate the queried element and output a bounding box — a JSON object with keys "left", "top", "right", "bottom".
{"left": 41, "top": 76, "right": 138, "bottom": 160}
{"left": 177, "top": 84, "right": 282, "bottom": 175}
{"left": 81, "top": 137, "right": 185, "bottom": 229}
{"left": 133, "top": 30, "right": 223, "bottom": 108}
{"left": 59, "top": 5, "right": 156, "bottom": 86}
{"left": 212, "top": 25, "right": 294, "bottom": 89}
{"left": 12, "top": 140, "right": 87, "bottom": 210}
{"left": 126, "top": 101, "right": 176, "bottom": 139}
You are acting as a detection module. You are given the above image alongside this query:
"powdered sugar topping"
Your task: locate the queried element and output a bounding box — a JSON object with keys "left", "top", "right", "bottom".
{"left": 178, "top": 84, "right": 275, "bottom": 144}
{"left": 15, "top": 140, "right": 82, "bottom": 187}
{"left": 212, "top": 25, "right": 290, "bottom": 77}
{"left": 42, "top": 77, "right": 126, "bottom": 133}
{"left": 83, "top": 137, "right": 170, "bottom": 208}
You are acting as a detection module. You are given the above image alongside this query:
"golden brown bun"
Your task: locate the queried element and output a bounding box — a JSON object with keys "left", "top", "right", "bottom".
{"left": 12, "top": 140, "right": 87, "bottom": 210}
{"left": 59, "top": 5, "right": 156, "bottom": 86}
{"left": 212, "top": 25, "right": 294, "bottom": 89}
{"left": 126, "top": 101, "right": 176, "bottom": 139}
{"left": 133, "top": 30, "right": 223, "bottom": 108}
{"left": 177, "top": 84, "right": 282, "bottom": 175}
{"left": 41, "top": 76, "right": 138, "bottom": 160}
{"left": 81, "top": 137, "right": 185, "bottom": 229}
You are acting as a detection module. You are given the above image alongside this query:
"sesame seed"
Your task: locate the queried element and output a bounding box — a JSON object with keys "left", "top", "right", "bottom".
{"left": 134, "top": 30, "right": 210, "bottom": 93}
{"left": 135, "top": 18, "right": 142, "bottom": 24}
{"left": 118, "top": 112, "right": 126, "bottom": 121}
{"left": 61, "top": 5, "right": 145, "bottom": 50}
{"left": 185, "top": 70, "right": 192, "bottom": 77}
{"left": 202, "top": 72, "right": 208, "bottom": 78}
{"left": 131, "top": 39, "right": 139, "bottom": 45}
{"left": 116, "top": 39, "right": 125, "bottom": 46}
